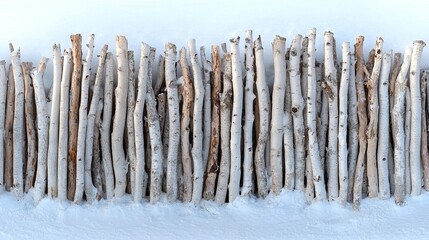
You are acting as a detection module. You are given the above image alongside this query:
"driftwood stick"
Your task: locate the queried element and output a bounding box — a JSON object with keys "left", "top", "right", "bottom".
{"left": 68, "top": 34, "right": 82, "bottom": 201}
{"left": 93, "top": 100, "right": 104, "bottom": 199}
{"left": 270, "top": 35, "right": 286, "bottom": 195}
{"left": 58, "top": 49, "right": 73, "bottom": 201}
{"left": 353, "top": 36, "right": 368, "bottom": 209}
{"left": 405, "top": 87, "right": 412, "bottom": 195}
{"left": 10, "top": 46, "right": 26, "bottom": 198}
{"left": 366, "top": 37, "right": 383, "bottom": 198}
{"left": 392, "top": 47, "right": 412, "bottom": 205}
{"left": 188, "top": 39, "right": 205, "bottom": 205}
{"left": 203, "top": 45, "right": 221, "bottom": 200}
{"left": 134, "top": 43, "right": 150, "bottom": 202}
{"left": 290, "top": 35, "right": 306, "bottom": 192}
{"left": 179, "top": 47, "right": 194, "bottom": 203}
{"left": 200, "top": 46, "right": 212, "bottom": 172}
{"left": 338, "top": 42, "right": 351, "bottom": 205}
{"left": 85, "top": 44, "right": 108, "bottom": 202}
{"left": 126, "top": 50, "right": 136, "bottom": 194}
{"left": 422, "top": 70, "right": 429, "bottom": 191}
{"left": 215, "top": 48, "right": 233, "bottom": 203}
{"left": 242, "top": 30, "right": 255, "bottom": 196}
{"left": 31, "top": 57, "right": 49, "bottom": 202}
{"left": 0, "top": 61, "right": 7, "bottom": 192}
{"left": 323, "top": 32, "right": 339, "bottom": 200}
{"left": 253, "top": 36, "right": 269, "bottom": 198}
{"left": 75, "top": 34, "right": 95, "bottom": 203}
{"left": 147, "top": 75, "right": 163, "bottom": 204}
{"left": 377, "top": 51, "right": 392, "bottom": 199}
{"left": 307, "top": 29, "right": 327, "bottom": 201}
{"left": 165, "top": 43, "right": 179, "bottom": 202}
{"left": 229, "top": 36, "right": 243, "bottom": 202}
{"left": 100, "top": 52, "right": 115, "bottom": 199}
{"left": 347, "top": 52, "right": 358, "bottom": 202}
{"left": 112, "top": 35, "right": 129, "bottom": 197}
{"left": 22, "top": 62, "right": 36, "bottom": 193}
{"left": 47, "top": 44, "right": 62, "bottom": 197}
{"left": 409, "top": 40, "right": 426, "bottom": 196}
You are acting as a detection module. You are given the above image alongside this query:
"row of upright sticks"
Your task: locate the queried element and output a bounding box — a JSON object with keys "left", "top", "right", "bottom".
{"left": 0, "top": 29, "right": 427, "bottom": 209}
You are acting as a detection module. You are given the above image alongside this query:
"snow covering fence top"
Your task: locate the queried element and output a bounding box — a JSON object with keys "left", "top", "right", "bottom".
{"left": 0, "top": 30, "right": 427, "bottom": 210}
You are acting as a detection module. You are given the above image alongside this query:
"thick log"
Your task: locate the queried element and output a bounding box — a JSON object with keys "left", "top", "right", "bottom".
{"left": 68, "top": 34, "right": 82, "bottom": 201}
{"left": 203, "top": 45, "right": 221, "bottom": 200}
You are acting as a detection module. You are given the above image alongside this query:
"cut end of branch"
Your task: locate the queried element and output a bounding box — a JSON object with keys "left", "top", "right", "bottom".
{"left": 309, "top": 28, "right": 317, "bottom": 36}
{"left": 221, "top": 43, "right": 227, "bottom": 53}
{"left": 116, "top": 35, "right": 128, "bottom": 48}
{"left": 274, "top": 35, "right": 286, "bottom": 42}
{"left": 70, "top": 33, "right": 82, "bottom": 42}
{"left": 324, "top": 31, "right": 334, "bottom": 37}
{"left": 53, "top": 44, "right": 61, "bottom": 51}
{"left": 413, "top": 40, "right": 426, "bottom": 48}
{"left": 254, "top": 35, "right": 263, "bottom": 51}
{"left": 8, "top": 43, "right": 14, "bottom": 53}
{"left": 229, "top": 36, "right": 240, "bottom": 44}
{"left": 165, "top": 42, "right": 177, "bottom": 54}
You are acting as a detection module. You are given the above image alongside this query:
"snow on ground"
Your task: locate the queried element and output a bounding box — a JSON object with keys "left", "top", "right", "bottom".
{"left": 1, "top": 0, "right": 429, "bottom": 239}
{"left": 0, "top": 191, "right": 428, "bottom": 240}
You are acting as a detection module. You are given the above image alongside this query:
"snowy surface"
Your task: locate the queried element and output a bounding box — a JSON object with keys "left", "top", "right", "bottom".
{"left": 1, "top": 0, "right": 429, "bottom": 239}
{"left": 0, "top": 191, "right": 428, "bottom": 240}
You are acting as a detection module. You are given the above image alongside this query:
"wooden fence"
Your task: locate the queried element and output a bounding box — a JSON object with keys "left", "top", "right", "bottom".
{"left": 0, "top": 29, "right": 427, "bottom": 209}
